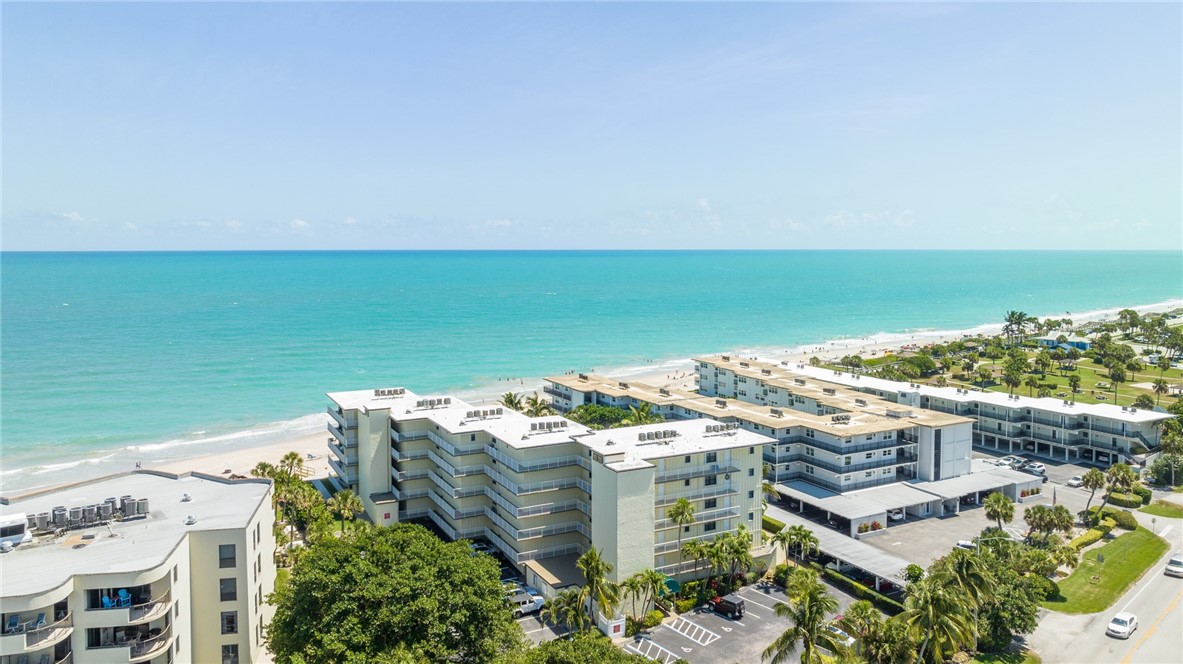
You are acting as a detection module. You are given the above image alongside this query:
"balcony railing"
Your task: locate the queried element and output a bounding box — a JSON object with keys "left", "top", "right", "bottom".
{"left": 654, "top": 484, "right": 738, "bottom": 507}
{"left": 427, "top": 430, "right": 486, "bottom": 457}
{"left": 391, "top": 429, "right": 429, "bottom": 443}
{"left": 328, "top": 456, "right": 358, "bottom": 485}
{"left": 129, "top": 624, "right": 173, "bottom": 662}
{"left": 655, "top": 506, "right": 740, "bottom": 530}
{"left": 129, "top": 590, "right": 172, "bottom": 622}
{"left": 327, "top": 423, "right": 357, "bottom": 448}
{"left": 655, "top": 464, "right": 740, "bottom": 484}
{"left": 775, "top": 453, "right": 907, "bottom": 476}
{"left": 542, "top": 386, "right": 569, "bottom": 400}
{"left": 25, "top": 611, "right": 73, "bottom": 649}
{"left": 486, "top": 445, "right": 590, "bottom": 473}
{"left": 775, "top": 435, "right": 905, "bottom": 456}
{"left": 327, "top": 407, "right": 356, "bottom": 430}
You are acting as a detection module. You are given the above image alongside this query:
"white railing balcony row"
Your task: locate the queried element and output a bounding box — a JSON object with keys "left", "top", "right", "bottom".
{"left": 327, "top": 423, "right": 358, "bottom": 448}
{"left": 427, "top": 430, "right": 486, "bottom": 457}
{"left": 327, "top": 407, "right": 357, "bottom": 430}
{"left": 129, "top": 589, "right": 171, "bottom": 622}
{"left": 391, "top": 429, "right": 429, "bottom": 444}
{"left": 391, "top": 447, "right": 429, "bottom": 463}
{"left": 518, "top": 542, "right": 585, "bottom": 562}
{"left": 654, "top": 530, "right": 734, "bottom": 554}
{"left": 328, "top": 456, "right": 358, "bottom": 484}
{"left": 24, "top": 611, "right": 73, "bottom": 649}
{"left": 654, "top": 505, "right": 741, "bottom": 530}
{"left": 128, "top": 623, "right": 173, "bottom": 663}
{"left": 486, "top": 445, "right": 590, "bottom": 473}
{"left": 654, "top": 484, "right": 738, "bottom": 507}
{"left": 654, "top": 464, "right": 741, "bottom": 484}
{"left": 516, "top": 520, "right": 592, "bottom": 541}
{"left": 393, "top": 468, "right": 429, "bottom": 482}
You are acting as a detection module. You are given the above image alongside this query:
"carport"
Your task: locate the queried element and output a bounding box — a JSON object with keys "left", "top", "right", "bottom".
{"left": 768, "top": 505, "right": 913, "bottom": 592}
{"left": 774, "top": 480, "right": 886, "bottom": 535}
{"left": 846, "top": 482, "right": 942, "bottom": 520}
{"left": 911, "top": 465, "right": 1037, "bottom": 515}
{"left": 524, "top": 553, "right": 582, "bottom": 600}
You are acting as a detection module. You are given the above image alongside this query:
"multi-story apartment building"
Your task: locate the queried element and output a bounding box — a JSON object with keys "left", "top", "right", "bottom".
{"left": 324, "top": 388, "right": 771, "bottom": 591}
{"left": 750, "top": 361, "right": 1173, "bottom": 466}
{"left": 0, "top": 471, "right": 275, "bottom": 664}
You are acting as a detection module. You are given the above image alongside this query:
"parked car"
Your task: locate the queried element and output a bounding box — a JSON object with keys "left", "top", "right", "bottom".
{"left": 708, "top": 594, "right": 745, "bottom": 619}
{"left": 825, "top": 560, "right": 856, "bottom": 574}
{"left": 1066, "top": 475, "right": 1084, "bottom": 488}
{"left": 510, "top": 592, "right": 545, "bottom": 618}
{"left": 1106, "top": 612, "right": 1138, "bottom": 639}
{"left": 824, "top": 624, "right": 856, "bottom": 648}
{"left": 1000, "top": 456, "right": 1023, "bottom": 467}
{"left": 956, "top": 540, "right": 976, "bottom": 551}
{"left": 1165, "top": 553, "right": 1183, "bottom": 578}
{"left": 887, "top": 508, "right": 905, "bottom": 521}
{"left": 1026, "top": 462, "right": 1047, "bottom": 475}
{"left": 469, "top": 541, "right": 497, "bottom": 556}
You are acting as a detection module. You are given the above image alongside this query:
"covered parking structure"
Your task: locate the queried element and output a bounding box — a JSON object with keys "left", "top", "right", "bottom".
{"left": 773, "top": 480, "right": 888, "bottom": 536}
{"left": 846, "top": 482, "right": 943, "bottom": 521}
{"left": 911, "top": 466, "right": 1040, "bottom": 516}
{"left": 767, "top": 505, "right": 912, "bottom": 593}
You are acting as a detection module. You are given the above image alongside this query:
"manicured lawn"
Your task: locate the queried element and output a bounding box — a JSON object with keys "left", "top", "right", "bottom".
{"left": 971, "top": 651, "right": 1042, "bottom": 664}
{"left": 1141, "top": 501, "right": 1183, "bottom": 518}
{"left": 1042, "top": 527, "right": 1169, "bottom": 614}
{"left": 276, "top": 567, "right": 290, "bottom": 587}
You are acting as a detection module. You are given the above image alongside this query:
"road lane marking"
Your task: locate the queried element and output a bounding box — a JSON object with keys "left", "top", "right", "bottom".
{"left": 1119, "top": 559, "right": 1172, "bottom": 614}
{"left": 1119, "top": 587, "right": 1182, "bottom": 664}
{"left": 738, "top": 592, "right": 787, "bottom": 613}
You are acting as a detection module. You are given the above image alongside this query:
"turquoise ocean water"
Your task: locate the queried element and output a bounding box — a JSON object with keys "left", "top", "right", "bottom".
{"left": 2, "top": 250, "right": 1180, "bottom": 491}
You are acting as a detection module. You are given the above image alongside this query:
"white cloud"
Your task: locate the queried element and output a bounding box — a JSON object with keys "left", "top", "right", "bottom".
{"left": 60, "top": 211, "right": 91, "bottom": 225}
{"left": 697, "top": 198, "right": 712, "bottom": 213}
{"left": 893, "top": 210, "right": 915, "bottom": 228}
{"left": 122, "top": 222, "right": 137, "bottom": 231}
{"left": 225, "top": 220, "right": 243, "bottom": 232}
{"left": 290, "top": 218, "right": 311, "bottom": 232}
{"left": 466, "top": 218, "right": 513, "bottom": 231}
{"left": 342, "top": 217, "right": 357, "bottom": 226}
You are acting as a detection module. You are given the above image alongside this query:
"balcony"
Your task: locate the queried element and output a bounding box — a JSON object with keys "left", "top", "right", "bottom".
{"left": 776, "top": 435, "right": 904, "bottom": 456}
{"left": 543, "top": 386, "right": 569, "bottom": 400}
{"left": 327, "top": 438, "right": 357, "bottom": 465}
{"left": 391, "top": 428, "right": 429, "bottom": 444}
{"left": 327, "top": 423, "right": 357, "bottom": 448}
{"left": 328, "top": 456, "right": 358, "bottom": 485}
{"left": 486, "top": 445, "right": 589, "bottom": 473}
{"left": 128, "top": 624, "right": 173, "bottom": 663}
{"left": 654, "top": 484, "right": 738, "bottom": 507}
{"left": 655, "top": 506, "right": 740, "bottom": 530}
{"left": 655, "top": 464, "right": 741, "bottom": 484}
{"left": 22, "top": 611, "right": 73, "bottom": 650}
{"left": 128, "top": 590, "right": 171, "bottom": 623}
{"left": 327, "top": 406, "right": 356, "bottom": 430}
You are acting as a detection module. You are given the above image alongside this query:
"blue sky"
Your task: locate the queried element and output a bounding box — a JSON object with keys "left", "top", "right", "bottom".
{"left": 3, "top": 2, "right": 1180, "bottom": 250}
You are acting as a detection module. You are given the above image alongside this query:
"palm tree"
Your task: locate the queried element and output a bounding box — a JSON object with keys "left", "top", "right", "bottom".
{"left": 523, "top": 392, "right": 554, "bottom": 417}
{"left": 838, "top": 599, "right": 881, "bottom": 652}
{"left": 763, "top": 568, "right": 844, "bottom": 664}
{"left": 771, "top": 529, "right": 793, "bottom": 564}
{"left": 640, "top": 567, "right": 666, "bottom": 613}
{"left": 898, "top": 577, "right": 973, "bottom": 664}
{"left": 681, "top": 539, "right": 710, "bottom": 578}
{"left": 983, "top": 491, "right": 1014, "bottom": 531}
{"left": 327, "top": 489, "right": 363, "bottom": 534}
{"left": 280, "top": 450, "right": 304, "bottom": 477}
{"left": 499, "top": 392, "right": 523, "bottom": 411}
{"left": 1024, "top": 374, "right": 1040, "bottom": 397}
{"left": 623, "top": 402, "right": 664, "bottom": 426}
{"left": 252, "top": 461, "right": 279, "bottom": 514}
{"left": 1048, "top": 543, "right": 1080, "bottom": 572}
{"left": 932, "top": 548, "right": 993, "bottom": 645}
{"left": 541, "top": 588, "right": 587, "bottom": 634}
{"left": 1081, "top": 467, "right": 1105, "bottom": 516}
{"left": 725, "top": 526, "right": 756, "bottom": 580}
{"left": 976, "top": 366, "right": 993, "bottom": 389}
{"left": 1153, "top": 378, "right": 1169, "bottom": 406}
{"left": 1159, "top": 430, "right": 1183, "bottom": 486}
{"left": 1003, "top": 371, "right": 1022, "bottom": 396}
{"left": 667, "top": 498, "right": 696, "bottom": 575}
{"left": 707, "top": 536, "right": 730, "bottom": 584}
{"left": 1067, "top": 374, "right": 1082, "bottom": 401}
{"left": 620, "top": 574, "right": 645, "bottom": 619}
{"left": 576, "top": 547, "right": 619, "bottom": 620}
{"left": 785, "top": 524, "right": 819, "bottom": 565}
{"left": 1096, "top": 463, "right": 1138, "bottom": 514}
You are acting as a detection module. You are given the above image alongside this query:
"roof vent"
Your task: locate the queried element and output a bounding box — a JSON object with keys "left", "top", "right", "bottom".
{"left": 715, "top": 399, "right": 727, "bottom": 408}
{"left": 181, "top": 493, "right": 192, "bottom": 502}
{"left": 578, "top": 373, "right": 589, "bottom": 380}
{"left": 184, "top": 515, "right": 197, "bottom": 525}
{"left": 618, "top": 382, "right": 629, "bottom": 390}
{"left": 721, "top": 355, "right": 730, "bottom": 361}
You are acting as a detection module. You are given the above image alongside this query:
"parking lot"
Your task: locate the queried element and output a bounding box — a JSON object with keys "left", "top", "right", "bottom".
{"left": 624, "top": 581, "right": 860, "bottom": 664}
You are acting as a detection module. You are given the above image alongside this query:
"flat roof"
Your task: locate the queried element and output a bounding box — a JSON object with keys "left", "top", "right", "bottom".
{"left": 909, "top": 466, "right": 1038, "bottom": 500}
{"left": 846, "top": 482, "right": 943, "bottom": 511}
{"left": 765, "top": 504, "right": 912, "bottom": 582}
{"left": 580, "top": 420, "right": 774, "bottom": 471}
{"left": 524, "top": 552, "right": 583, "bottom": 590}
{"left": 547, "top": 374, "right": 699, "bottom": 406}
{"left": 0, "top": 471, "right": 270, "bottom": 598}
{"left": 772, "top": 481, "right": 886, "bottom": 520}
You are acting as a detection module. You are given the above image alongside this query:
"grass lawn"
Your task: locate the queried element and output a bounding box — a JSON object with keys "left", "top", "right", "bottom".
{"left": 276, "top": 567, "right": 290, "bottom": 587}
{"left": 971, "top": 652, "right": 1042, "bottom": 664}
{"left": 1141, "top": 501, "right": 1183, "bottom": 518}
{"left": 1042, "top": 527, "right": 1169, "bottom": 614}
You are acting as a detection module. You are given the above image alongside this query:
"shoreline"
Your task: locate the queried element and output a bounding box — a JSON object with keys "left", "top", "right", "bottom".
{"left": 3, "top": 297, "right": 1180, "bottom": 495}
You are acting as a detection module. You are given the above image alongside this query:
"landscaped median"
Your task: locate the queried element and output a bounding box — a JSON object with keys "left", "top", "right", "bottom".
{"left": 1140, "top": 500, "right": 1183, "bottom": 519}
{"left": 1041, "top": 526, "right": 1169, "bottom": 614}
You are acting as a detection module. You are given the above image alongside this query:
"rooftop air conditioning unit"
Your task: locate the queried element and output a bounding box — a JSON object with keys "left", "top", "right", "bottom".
{"left": 184, "top": 515, "right": 197, "bottom": 525}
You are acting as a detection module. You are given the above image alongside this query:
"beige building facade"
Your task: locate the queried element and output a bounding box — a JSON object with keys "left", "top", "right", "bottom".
{"left": 0, "top": 472, "right": 275, "bottom": 664}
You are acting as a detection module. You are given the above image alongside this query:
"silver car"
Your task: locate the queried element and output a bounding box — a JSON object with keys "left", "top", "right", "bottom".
{"left": 1165, "top": 553, "right": 1183, "bottom": 578}
{"left": 1106, "top": 612, "right": 1138, "bottom": 639}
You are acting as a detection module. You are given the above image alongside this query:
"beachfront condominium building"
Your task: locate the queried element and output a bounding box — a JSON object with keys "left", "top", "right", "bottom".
{"left": 696, "top": 356, "right": 1172, "bottom": 466}
{"left": 545, "top": 371, "right": 975, "bottom": 493}
{"left": 325, "top": 388, "right": 771, "bottom": 592}
{"left": 0, "top": 471, "right": 276, "bottom": 664}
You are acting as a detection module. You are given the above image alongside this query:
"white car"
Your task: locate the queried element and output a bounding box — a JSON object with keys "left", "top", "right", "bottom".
{"left": 1165, "top": 553, "right": 1183, "bottom": 578}
{"left": 1106, "top": 612, "right": 1138, "bottom": 639}
{"left": 510, "top": 592, "right": 545, "bottom": 618}
{"left": 887, "top": 508, "right": 905, "bottom": 521}
{"left": 824, "top": 624, "right": 856, "bottom": 648}
{"left": 1066, "top": 475, "right": 1084, "bottom": 488}
{"left": 999, "top": 456, "right": 1023, "bottom": 467}
{"left": 1025, "top": 462, "right": 1046, "bottom": 475}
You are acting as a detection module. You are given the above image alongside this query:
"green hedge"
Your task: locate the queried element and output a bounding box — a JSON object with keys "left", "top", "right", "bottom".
{"left": 762, "top": 514, "right": 786, "bottom": 533}
{"left": 1106, "top": 493, "right": 1142, "bottom": 509}
{"left": 1131, "top": 484, "right": 1152, "bottom": 505}
{"left": 1030, "top": 574, "right": 1060, "bottom": 601}
{"left": 810, "top": 563, "right": 904, "bottom": 615}
{"left": 1070, "top": 529, "right": 1105, "bottom": 550}
{"left": 675, "top": 598, "right": 696, "bottom": 614}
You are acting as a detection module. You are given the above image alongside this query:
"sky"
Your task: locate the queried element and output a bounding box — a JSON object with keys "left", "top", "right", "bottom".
{"left": 2, "top": 2, "right": 1181, "bottom": 251}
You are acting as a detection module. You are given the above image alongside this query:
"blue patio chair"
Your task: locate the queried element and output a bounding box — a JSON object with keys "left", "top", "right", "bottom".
{"left": 101, "top": 595, "right": 114, "bottom": 608}
{"left": 117, "top": 589, "right": 132, "bottom": 607}
{"left": 3, "top": 614, "right": 20, "bottom": 634}
{"left": 30, "top": 613, "right": 45, "bottom": 630}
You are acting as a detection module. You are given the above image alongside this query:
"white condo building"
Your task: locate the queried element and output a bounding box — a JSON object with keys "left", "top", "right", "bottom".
{"left": 325, "top": 387, "right": 771, "bottom": 593}
{"left": 0, "top": 472, "right": 276, "bottom": 664}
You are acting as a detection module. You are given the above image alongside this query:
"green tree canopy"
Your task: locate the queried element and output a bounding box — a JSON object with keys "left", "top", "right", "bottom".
{"left": 565, "top": 404, "right": 631, "bottom": 429}
{"left": 267, "top": 524, "right": 522, "bottom": 664}
{"left": 498, "top": 632, "right": 647, "bottom": 664}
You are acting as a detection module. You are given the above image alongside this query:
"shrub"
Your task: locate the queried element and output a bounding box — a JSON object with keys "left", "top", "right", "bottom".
{"left": 643, "top": 610, "right": 664, "bottom": 629}
{"left": 1131, "top": 484, "right": 1152, "bottom": 505}
{"left": 625, "top": 617, "right": 641, "bottom": 637}
{"left": 1020, "top": 490, "right": 1029, "bottom": 498}
{"left": 1106, "top": 492, "right": 1142, "bottom": 509}
{"left": 817, "top": 567, "right": 904, "bottom": 615}
{"left": 870, "top": 521, "right": 883, "bottom": 531}
{"left": 1097, "top": 517, "right": 1116, "bottom": 534}
{"left": 772, "top": 563, "right": 793, "bottom": 588}
{"left": 1070, "top": 529, "right": 1104, "bottom": 550}
{"left": 1111, "top": 510, "right": 1138, "bottom": 530}
{"left": 858, "top": 523, "right": 870, "bottom": 534}
{"left": 675, "top": 598, "right": 696, "bottom": 614}
{"left": 762, "top": 514, "right": 786, "bottom": 533}
{"left": 1031, "top": 486, "right": 1041, "bottom": 495}
{"left": 1030, "top": 574, "right": 1060, "bottom": 601}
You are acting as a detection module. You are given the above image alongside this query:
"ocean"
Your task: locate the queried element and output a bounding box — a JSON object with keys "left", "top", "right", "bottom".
{"left": 2, "top": 250, "right": 1180, "bottom": 492}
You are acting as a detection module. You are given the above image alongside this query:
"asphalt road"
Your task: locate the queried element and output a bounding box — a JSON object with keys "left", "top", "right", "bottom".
{"left": 1026, "top": 520, "right": 1183, "bottom": 664}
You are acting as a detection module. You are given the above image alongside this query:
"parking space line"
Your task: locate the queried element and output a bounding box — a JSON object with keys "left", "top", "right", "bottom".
{"left": 626, "top": 636, "right": 681, "bottom": 663}
{"left": 738, "top": 592, "right": 786, "bottom": 613}
{"left": 663, "top": 616, "right": 722, "bottom": 646}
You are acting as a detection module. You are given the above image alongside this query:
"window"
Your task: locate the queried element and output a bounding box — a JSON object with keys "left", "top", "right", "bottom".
{"left": 684, "top": 479, "right": 691, "bottom": 487}
{"left": 844, "top": 456, "right": 852, "bottom": 466}
{"left": 220, "top": 578, "right": 237, "bottom": 602}
{"left": 749, "top": 446, "right": 755, "bottom": 454}
{"left": 173, "top": 565, "right": 178, "bottom": 582}
{"left": 470, "top": 433, "right": 476, "bottom": 441}
{"left": 222, "top": 644, "right": 240, "bottom": 664}
{"left": 882, "top": 449, "right": 892, "bottom": 457}
{"left": 864, "top": 471, "right": 873, "bottom": 478}
{"left": 805, "top": 466, "right": 815, "bottom": 475}
{"left": 704, "top": 521, "right": 717, "bottom": 532}
{"left": 805, "top": 429, "right": 815, "bottom": 438}
{"left": 748, "top": 468, "right": 755, "bottom": 477}
{"left": 805, "top": 447, "right": 815, "bottom": 457}
{"left": 748, "top": 512, "right": 754, "bottom": 521}
{"left": 865, "top": 452, "right": 874, "bottom": 460}
{"left": 934, "top": 429, "right": 942, "bottom": 444}
{"left": 748, "top": 490, "right": 754, "bottom": 499}
{"left": 219, "top": 544, "right": 236, "bottom": 568}
{"left": 866, "top": 434, "right": 874, "bottom": 440}
{"left": 704, "top": 498, "right": 717, "bottom": 509}
{"left": 685, "top": 456, "right": 691, "bottom": 463}
{"left": 684, "top": 526, "right": 690, "bottom": 533}
{"left": 705, "top": 475, "right": 718, "bottom": 486}
{"left": 706, "top": 452, "right": 717, "bottom": 463}
{"left": 221, "top": 611, "right": 238, "bottom": 634}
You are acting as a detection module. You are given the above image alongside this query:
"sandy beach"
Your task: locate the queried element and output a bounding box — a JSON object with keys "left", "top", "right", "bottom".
{"left": 74, "top": 299, "right": 1183, "bottom": 490}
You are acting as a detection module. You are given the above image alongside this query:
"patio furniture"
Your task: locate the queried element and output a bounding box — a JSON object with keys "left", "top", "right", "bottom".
{"left": 101, "top": 595, "right": 114, "bottom": 608}
{"left": 29, "top": 613, "right": 45, "bottom": 630}
{"left": 116, "top": 589, "right": 132, "bottom": 607}
{"left": 3, "top": 614, "right": 20, "bottom": 634}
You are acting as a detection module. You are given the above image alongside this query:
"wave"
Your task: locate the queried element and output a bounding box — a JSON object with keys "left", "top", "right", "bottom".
{"left": 128, "top": 413, "right": 329, "bottom": 454}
